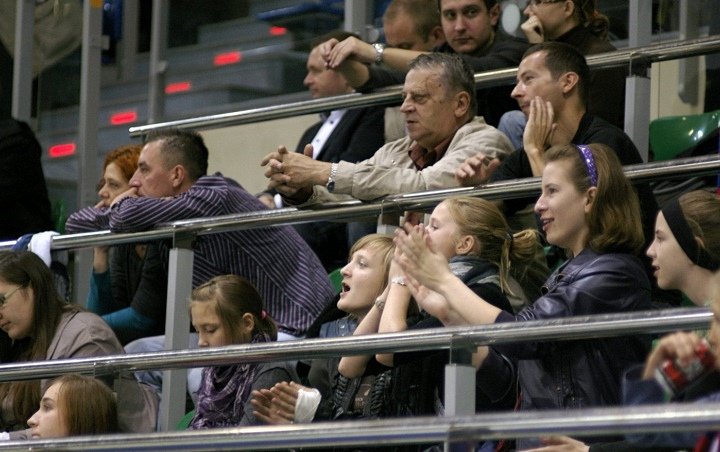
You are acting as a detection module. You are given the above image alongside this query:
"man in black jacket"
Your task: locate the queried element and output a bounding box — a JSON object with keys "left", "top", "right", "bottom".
{"left": 259, "top": 31, "right": 386, "bottom": 270}
{"left": 0, "top": 117, "right": 53, "bottom": 239}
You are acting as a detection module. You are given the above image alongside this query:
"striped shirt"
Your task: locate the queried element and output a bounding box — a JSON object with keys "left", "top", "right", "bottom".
{"left": 66, "top": 174, "right": 334, "bottom": 335}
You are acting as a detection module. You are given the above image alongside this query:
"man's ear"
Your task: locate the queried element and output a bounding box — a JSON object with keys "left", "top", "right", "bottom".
{"left": 429, "top": 25, "right": 446, "bottom": 47}
{"left": 488, "top": 3, "right": 501, "bottom": 27}
{"left": 170, "top": 164, "right": 186, "bottom": 188}
{"left": 560, "top": 72, "right": 580, "bottom": 95}
{"left": 454, "top": 91, "right": 471, "bottom": 118}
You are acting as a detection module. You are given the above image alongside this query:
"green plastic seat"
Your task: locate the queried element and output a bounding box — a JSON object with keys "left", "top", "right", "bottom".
{"left": 649, "top": 110, "right": 720, "bottom": 161}
{"left": 176, "top": 409, "right": 195, "bottom": 430}
{"left": 328, "top": 267, "right": 343, "bottom": 293}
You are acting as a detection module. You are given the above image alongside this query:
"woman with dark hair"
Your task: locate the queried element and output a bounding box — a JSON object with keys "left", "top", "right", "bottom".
{"left": 0, "top": 251, "right": 156, "bottom": 438}
{"left": 26, "top": 374, "right": 119, "bottom": 439}
{"left": 188, "top": 274, "right": 297, "bottom": 428}
{"left": 395, "top": 143, "right": 655, "bottom": 449}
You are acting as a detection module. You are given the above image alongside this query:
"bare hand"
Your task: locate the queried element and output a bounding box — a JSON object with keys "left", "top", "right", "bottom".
{"left": 642, "top": 331, "right": 706, "bottom": 380}
{"left": 262, "top": 144, "right": 329, "bottom": 189}
{"left": 250, "top": 381, "right": 307, "bottom": 425}
{"left": 326, "top": 36, "right": 375, "bottom": 68}
{"left": 110, "top": 187, "right": 139, "bottom": 207}
{"left": 521, "top": 435, "right": 589, "bottom": 452}
{"left": 523, "top": 96, "right": 556, "bottom": 158}
{"left": 521, "top": 16, "right": 545, "bottom": 44}
{"left": 454, "top": 153, "right": 502, "bottom": 186}
{"left": 394, "top": 224, "right": 453, "bottom": 293}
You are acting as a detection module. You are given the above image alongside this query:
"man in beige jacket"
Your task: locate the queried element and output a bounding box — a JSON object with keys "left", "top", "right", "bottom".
{"left": 261, "top": 52, "right": 513, "bottom": 207}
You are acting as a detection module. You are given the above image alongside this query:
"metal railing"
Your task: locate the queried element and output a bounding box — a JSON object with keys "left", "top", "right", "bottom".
{"left": 1, "top": 154, "right": 717, "bottom": 252}
{"left": 1, "top": 403, "right": 719, "bottom": 451}
{"left": 128, "top": 34, "right": 720, "bottom": 136}
{"left": 0, "top": 308, "right": 711, "bottom": 382}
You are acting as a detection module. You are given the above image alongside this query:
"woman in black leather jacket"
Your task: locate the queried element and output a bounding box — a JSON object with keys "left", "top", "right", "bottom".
{"left": 395, "top": 143, "right": 655, "bottom": 449}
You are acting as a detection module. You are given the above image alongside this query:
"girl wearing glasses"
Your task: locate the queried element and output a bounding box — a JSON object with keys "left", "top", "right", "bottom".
{"left": 395, "top": 143, "right": 654, "bottom": 449}
{"left": 0, "top": 251, "right": 157, "bottom": 438}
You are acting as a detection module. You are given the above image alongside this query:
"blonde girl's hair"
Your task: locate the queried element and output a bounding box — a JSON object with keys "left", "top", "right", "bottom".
{"left": 677, "top": 190, "right": 720, "bottom": 266}
{"left": 190, "top": 275, "right": 277, "bottom": 342}
{"left": 348, "top": 233, "right": 395, "bottom": 289}
{"left": 442, "top": 197, "right": 539, "bottom": 294}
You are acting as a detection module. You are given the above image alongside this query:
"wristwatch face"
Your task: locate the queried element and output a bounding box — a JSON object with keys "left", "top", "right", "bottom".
{"left": 373, "top": 43, "right": 385, "bottom": 64}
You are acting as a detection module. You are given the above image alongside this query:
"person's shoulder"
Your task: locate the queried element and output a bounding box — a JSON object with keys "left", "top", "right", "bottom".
{"left": 581, "top": 115, "right": 640, "bottom": 159}
{"left": 487, "top": 31, "right": 530, "bottom": 58}
{"left": 575, "top": 249, "right": 645, "bottom": 275}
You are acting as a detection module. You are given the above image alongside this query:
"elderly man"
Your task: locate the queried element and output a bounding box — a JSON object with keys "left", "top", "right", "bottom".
{"left": 318, "top": 0, "right": 528, "bottom": 127}
{"left": 262, "top": 52, "right": 514, "bottom": 206}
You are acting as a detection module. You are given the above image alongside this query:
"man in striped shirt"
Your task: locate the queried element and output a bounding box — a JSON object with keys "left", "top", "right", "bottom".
{"left": 66, "top": 128, "right": 334, "bottom": 338}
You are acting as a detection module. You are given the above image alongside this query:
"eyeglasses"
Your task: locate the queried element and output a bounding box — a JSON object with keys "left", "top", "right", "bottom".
{"left": 528, "top": 0, "right": 564, "bottom": 7}
{"left": 0, "top": 285, "right": 24, "bottom": 307}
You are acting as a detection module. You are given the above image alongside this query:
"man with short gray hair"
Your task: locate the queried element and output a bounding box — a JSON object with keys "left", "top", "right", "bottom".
{"left": 261, "top": 53, "right": 513, "bottom": 206}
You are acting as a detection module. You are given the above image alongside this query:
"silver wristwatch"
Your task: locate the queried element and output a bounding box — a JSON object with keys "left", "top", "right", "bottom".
{"left": 326, "top": 162, "right": 338, "bottom": 192}
{"left": 372, "top": 42, "right": 386, "bottom": 64}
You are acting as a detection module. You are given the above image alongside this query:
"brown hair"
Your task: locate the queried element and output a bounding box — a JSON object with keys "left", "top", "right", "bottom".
{"left": 52, "top": 374, "right": 119, "bottom": 436}
{"left": 102, "top": 144, "right": 142, "bottom": 181}
{"left": 572, "top": 0, "right": 610, "bottom": 40}
{"left": 0, "top": 251, "right": 81, "bottom": 426}
{"left": 443, "top": 197, "right": 539, "bottom": 294}
{"left": 384, "top": 0, "right": 441, "bottom": 42}
{"left": 190, "top": 275, "right": 277, "bottom": 342}
{"left": 544, "top": 143, "right": 644, "bottom": 254}
{"left": 677, "top": 190, "right": 720, "bottom": 265}
{"left": 348, "top": 234, "right": 395, "bottom": 289}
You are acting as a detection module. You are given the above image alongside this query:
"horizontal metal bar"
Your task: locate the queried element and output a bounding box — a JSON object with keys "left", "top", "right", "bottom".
{"left": 0, "top": 155, "right": 717, "bottom": 252}
{"left": 0, "top": 308, "right": 710, "bottom": 382}
{"left": 128, "top": 35, "right": 720, "bottom": 136}
{"left": 2, "top": 402, "right": 720, "bottom": 450}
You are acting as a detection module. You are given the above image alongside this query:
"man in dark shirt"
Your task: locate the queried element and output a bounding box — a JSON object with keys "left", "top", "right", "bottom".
{"left": 0, "top": 118, "right": 54, "bottom": 240}
{"left": 456, "top": 42, "right": 655, "bottom": 228}
{"left": 316, "top": 0, "right": 528, "bottom": 127}
{"left": 456, "top": 42, "right": 669, "bottom": 300}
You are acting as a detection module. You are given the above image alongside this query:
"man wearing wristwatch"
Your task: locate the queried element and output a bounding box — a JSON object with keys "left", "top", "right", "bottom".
{"left": 315, "top": 0, "right": 528, "bottom": 128}
{"left": 261, "top": 52, "right": 513, "bottom": 209}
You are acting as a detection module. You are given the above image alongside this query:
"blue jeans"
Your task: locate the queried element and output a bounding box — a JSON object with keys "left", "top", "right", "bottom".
{"left": 497, "top": 110, "right": 526, "bottom": 151}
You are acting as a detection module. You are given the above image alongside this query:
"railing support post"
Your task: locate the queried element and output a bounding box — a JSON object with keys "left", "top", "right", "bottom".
{"left": 158, "top": 232, "right": 194, "bottom": 431}
{"left": 444, "top": 339, "right": 476, "bottom": 452}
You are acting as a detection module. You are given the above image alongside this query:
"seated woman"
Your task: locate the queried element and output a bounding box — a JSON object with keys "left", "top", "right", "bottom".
{"left": 0, "top": 251, "right": 157, "bottom": 438}
{"left": 251, "top": 234, "right": 395, "bottom": 423}
{"left": 524, "top": 190, "right": 720, "bottom": 452}
{"left": 67, "top": 144, "right": 166, "bottom": 344}
{"left": 395, "top": 143, "right": 655, "bottom": 449}
{"left": 24, "top": 374, "right": 119, "bottom": 439}
{"left": 188, "top": 275, "right": 299, "bottom": 428}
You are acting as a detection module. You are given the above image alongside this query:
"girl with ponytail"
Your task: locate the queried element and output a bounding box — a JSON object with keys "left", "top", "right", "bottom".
{"left": 188, "top": 275, "right": 297, "bottom": 429}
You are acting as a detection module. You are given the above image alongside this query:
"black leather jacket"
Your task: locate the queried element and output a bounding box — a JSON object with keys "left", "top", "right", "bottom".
{"left": 493, "top": 249, "right": 654, "bottom": 412}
